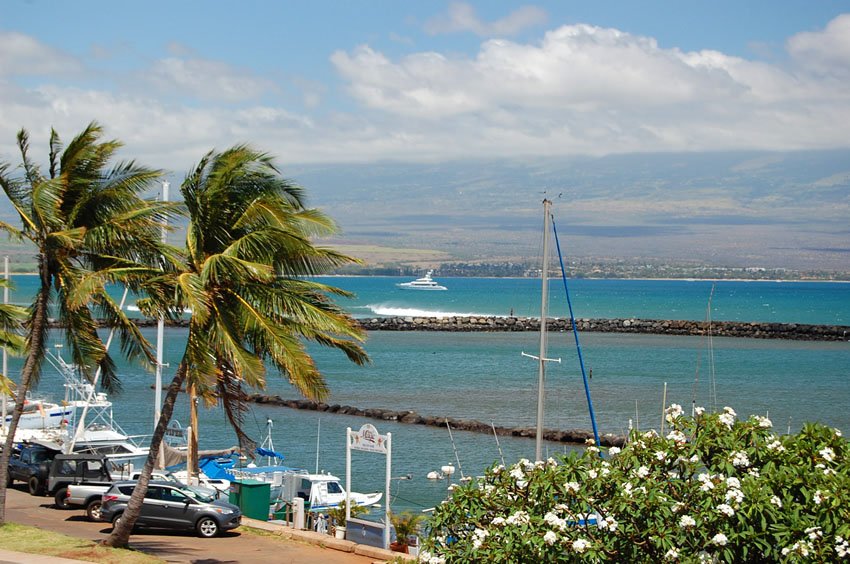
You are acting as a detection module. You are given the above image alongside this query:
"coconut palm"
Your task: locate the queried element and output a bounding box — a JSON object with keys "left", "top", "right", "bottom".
{"left": 0, "top": 279, "right": 27, "bottom": 394}
{"left": 0, "top": 123, "right": 175, "bottom": 524}
{"left": 105, "top": 146, "right": 368, "bottom": 547}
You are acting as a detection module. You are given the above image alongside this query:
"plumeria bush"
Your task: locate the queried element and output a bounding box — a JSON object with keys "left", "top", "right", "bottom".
{"left": 421, "top": 406, "right": 849, "bottom": 563}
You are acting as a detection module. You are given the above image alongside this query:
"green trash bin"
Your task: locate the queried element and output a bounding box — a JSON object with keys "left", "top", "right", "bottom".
{"left": 229, "top": 479, "right": 271, "bottom": 521}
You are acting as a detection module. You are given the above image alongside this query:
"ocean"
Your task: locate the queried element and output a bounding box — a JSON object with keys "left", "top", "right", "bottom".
{"left": 4, "top": 275, "right": 849, "bottom": 512}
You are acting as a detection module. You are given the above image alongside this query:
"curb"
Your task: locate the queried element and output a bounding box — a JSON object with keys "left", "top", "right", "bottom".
{"left": 242, "top": 517, "right": 416, "bottom": 561}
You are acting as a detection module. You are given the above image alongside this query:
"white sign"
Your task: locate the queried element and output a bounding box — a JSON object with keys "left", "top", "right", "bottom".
{"left": 348, "top": 423, "right": 388, "bottom": 454}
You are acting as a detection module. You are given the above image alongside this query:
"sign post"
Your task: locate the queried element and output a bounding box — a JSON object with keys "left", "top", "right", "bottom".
{"left": 346, "top": 423, "right": 392, "bottom": 549}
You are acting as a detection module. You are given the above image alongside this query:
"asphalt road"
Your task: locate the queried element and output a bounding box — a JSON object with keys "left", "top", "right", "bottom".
{"left": 2, "top": 484, "right": 377, "bottom": 563}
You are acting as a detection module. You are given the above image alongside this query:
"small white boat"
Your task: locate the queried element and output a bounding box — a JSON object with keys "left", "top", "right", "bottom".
{"left": 287, "top": 471, "right": 382, "bottom": 512}
{"left": 3, "top": 399, "right": 76, "bottom": 430}
{"left": 396, "top": 270, "right": 447, "bottom": 291}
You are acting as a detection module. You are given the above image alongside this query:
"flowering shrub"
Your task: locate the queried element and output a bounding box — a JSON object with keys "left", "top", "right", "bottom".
{"left": 420, "top": 407, "right": 849, "bottom": 563}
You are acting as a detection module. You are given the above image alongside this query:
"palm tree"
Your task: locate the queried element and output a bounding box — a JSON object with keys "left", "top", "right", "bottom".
{"left": 0, "top": 123, "right": 174, "bottom": 524}
{"left": 105, "top": 146, "right": 369, "bottom": 547}
{"left": 0, "top": 279, "right": 27, "bottom": 394}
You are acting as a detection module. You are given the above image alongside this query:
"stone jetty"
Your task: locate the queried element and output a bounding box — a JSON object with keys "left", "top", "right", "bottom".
{"left": 247, "top": 394, "right": 626, "bottom": 448}
{"left": 357, "top": 316, "right": 850, "bottom": 341}
{"left": 50, "top": 316, "right": 848, "bottom": 341}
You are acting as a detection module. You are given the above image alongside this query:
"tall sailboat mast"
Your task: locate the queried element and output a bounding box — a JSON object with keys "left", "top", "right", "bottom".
{"left": 154, "top": 180, "right": 169, "bottom": 431}
{"left": 521, "top": 199, "right": 560, "bottom": 461}
{"left": 535, "top": 199, "right": 551, "bottom": 461}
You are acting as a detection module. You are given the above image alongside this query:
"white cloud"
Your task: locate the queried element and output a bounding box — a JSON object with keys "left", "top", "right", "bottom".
{"left": 786, "top": 14, "right": 850, "bottom": 77}
{"left": 144, "top": 57, "right": 277, "bottom": 102}
{"left": 331, "top": 19, "right": 850, "bottom": 155}
{"left": 425, "top": 2, "right": 547, "bottom": 36}
{"left": 0, "top": 31, "right": 82, "bottom": 76}
{"left": 2, "top": 16, "right": 850, "bottom": 169}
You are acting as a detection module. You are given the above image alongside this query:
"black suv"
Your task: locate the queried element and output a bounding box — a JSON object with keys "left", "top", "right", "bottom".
{"left": 100, "top": 481, "right": 242, "bottom": 538}
{"left": 7, "top": 443, "right": 59, "bottom": 495}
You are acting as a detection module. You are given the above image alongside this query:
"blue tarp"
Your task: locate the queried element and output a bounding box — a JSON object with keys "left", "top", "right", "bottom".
{"left": 256, "top": 447, "right": 285, "bottom": 461}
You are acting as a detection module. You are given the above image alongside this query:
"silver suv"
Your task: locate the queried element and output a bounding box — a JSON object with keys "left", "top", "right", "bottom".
{"left": 100, "top": 481, "right": 241, "bottom": 538}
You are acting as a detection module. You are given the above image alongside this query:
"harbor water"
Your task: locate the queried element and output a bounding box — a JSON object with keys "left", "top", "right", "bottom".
{"left": 6, "top": 276, "right": 849, "bottom": 513}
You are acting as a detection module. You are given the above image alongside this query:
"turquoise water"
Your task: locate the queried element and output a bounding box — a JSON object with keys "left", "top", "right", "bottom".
{"left": 6, "top": 276, "right": 850, "bottom": 512}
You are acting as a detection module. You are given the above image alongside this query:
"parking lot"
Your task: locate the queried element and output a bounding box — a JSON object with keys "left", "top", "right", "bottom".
{"left": 2, "top": 484, "right": 379, "bottom": 563}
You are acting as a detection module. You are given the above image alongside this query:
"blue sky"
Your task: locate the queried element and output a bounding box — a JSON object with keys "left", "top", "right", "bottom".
{"left": 2, "top": 1, "right": 850, "bottom": 172}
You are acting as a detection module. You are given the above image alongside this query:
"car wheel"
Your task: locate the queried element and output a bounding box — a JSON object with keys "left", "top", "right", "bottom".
{"left": 86, "top": 499, "right": 103, "bottom": 521}
{"left": 196, "top": 516, "right": 220, "bottom": 538}
{"left": 54, "top": 487, "right": 71, "bottom": 509}
{"left": 28, "top": 476, "right": 45, "bottom": 496}
{"left": 5, "top": 472, "right": 12, "bottom": 488}
{"left": 111, "top": 513, "right": 123, "bottom": 530}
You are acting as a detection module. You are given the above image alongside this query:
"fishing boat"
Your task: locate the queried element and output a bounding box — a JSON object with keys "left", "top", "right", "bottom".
{"left": 3, "top": 348, "right": 151, "bottom": 471}
{"left": 3, "top": 398, "right": 75, "bottom": 431}
{"left": 396, "top": 271, "right": 447, "bottom": 291}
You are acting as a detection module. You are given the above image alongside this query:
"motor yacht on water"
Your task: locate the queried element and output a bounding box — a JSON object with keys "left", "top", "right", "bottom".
{"left": 396, "top": 270, "right": 447, "bottom": 291}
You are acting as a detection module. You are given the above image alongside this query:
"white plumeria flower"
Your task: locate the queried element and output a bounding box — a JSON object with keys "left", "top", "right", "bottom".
{"left": 835, "top": 428, "right": 842, "bottom": 437}
{"left": 694, "top": 406, "right": 705, "bottom": 416}
{"left": 725, "top": 488, "right": 744, "bottom": 504}
{"left": 770, "top": 496, "right": 783, "bottom": 508}
{"left": 747, "top": 467, "right": 760, "bottom": 477}
{"left": 510, "top": 467, "right": 525, "bottom": 480}
{"left": 491, "top": 516, "right": 506, "bottom": 526}
{"left": 543, "top": 530, "right": 557, "bottom": 545}
{"left": 731, "top": 450, "right": 750, "bottom": 468}
{"left": 665, "top": 403, "right": 683, "bottom": 423}
{"left": 516, "top": 479, "right": 527, "bottom": 489}
{"left": 717, "top": 503, "right": 735, "bottom": 517}
{"left": 588, "top": 469, "right": 598, "bottom": 479}
{"left": 564, "top": 481, "right": 580, "bottom": 493}
{"left": 806, "top": 526, "right": 822, "bottom": 541}
{"left": 635, "top": 466, "right": 650, "bottom": 478}
{"left": 726, "top": 477, "right": 741, "bottom": 489}
{"left": 608, "top": 446, "right": 621, "bottom": 456}
{"left": 572, "top": 538, "right": 590, "bottom": 554}
{"left": 718, "top": 412, "right": 735, "bottom": 428}
{"left": 667, "top": 430, "right": 687, "bottom": 444}
{"left": 712, "top": 533, "right": 728, "bottom": 546}
{"left": 752, "top": 415, "right": 772, "bottom": 428}
{"left": 835, "top": 536, "right": 849, "bottom": 557}
{"left": 655, "top": 450, "right": 667, "bottom": 461}
{"left": 766, "top": 439, "right": 786, "bottom": 452}
{"left": 819, "top": 447, "right": 836, "bottom": 462}
{"left": 665, "top": 547, "right": 680, "bottom": 561}
{"left": 679, "top": 515, "right": 696, "bottom": 528}
{"left": 813, "top": 490, "right": 825, "bottom": 505}
{"left": 672, "top": 502, "right": 684, "bottom": 513}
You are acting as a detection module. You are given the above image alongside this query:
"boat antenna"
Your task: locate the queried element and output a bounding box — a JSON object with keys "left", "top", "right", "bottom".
{"left": 491, "top": 421, "right": 506, "bottom": 467}
{"left": 445, "top": 418, "right": 465, "bottom": 479}
{"left": 551, "top": 216, "right": 601, "bottom": 446}
{"left": 315, "top": 418, "right": 321, "bottom": 474}
{"left": 691, "top": 282, "right": 716, "bottom": 415}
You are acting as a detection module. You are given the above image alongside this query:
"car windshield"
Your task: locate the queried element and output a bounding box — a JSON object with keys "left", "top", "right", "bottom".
{"left": 182, "top": 485, "right": 215, "bottom": 503}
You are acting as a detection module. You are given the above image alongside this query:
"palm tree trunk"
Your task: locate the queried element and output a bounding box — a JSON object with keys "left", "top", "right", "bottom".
{"left": 0, "top": 262, "right": 51, "bottom": 525}
{"left": 189, "top": 386, "right": 199, "bottom": 483}
{"left": 103, "top": 360, "right": 188, "bottom": 547}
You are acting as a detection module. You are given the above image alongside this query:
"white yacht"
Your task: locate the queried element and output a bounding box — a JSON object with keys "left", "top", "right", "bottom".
{"left": 396, "top": 270, "right": 447, "bottom": 291}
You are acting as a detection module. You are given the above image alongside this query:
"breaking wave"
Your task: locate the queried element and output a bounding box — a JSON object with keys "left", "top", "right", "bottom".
{"left": 362, "top": 305, "right": 485, "bottom": 318}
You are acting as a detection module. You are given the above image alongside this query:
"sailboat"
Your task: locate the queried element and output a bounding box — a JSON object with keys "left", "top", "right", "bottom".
{"left": 524, "top": 199, "right": 601, "bottom": 461}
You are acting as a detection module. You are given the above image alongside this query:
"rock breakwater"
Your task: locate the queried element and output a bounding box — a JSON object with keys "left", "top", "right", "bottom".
{"left": 248, "top": 394, "right": 626, "bottom": 448}
{"left": 357, "top": 316, "right": 850, "bottom": 341}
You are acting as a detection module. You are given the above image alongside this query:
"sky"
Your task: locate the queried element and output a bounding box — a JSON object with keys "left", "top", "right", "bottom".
{"left": 2, "top": 1, "right": 850, "bottom": 174}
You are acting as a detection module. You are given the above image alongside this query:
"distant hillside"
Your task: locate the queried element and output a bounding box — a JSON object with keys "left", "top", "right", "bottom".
{"left": 1, "top": 150, "right": 848, "bottom": 272}
{"left": 288, "top": 150, "right": 850, "bottom": 271}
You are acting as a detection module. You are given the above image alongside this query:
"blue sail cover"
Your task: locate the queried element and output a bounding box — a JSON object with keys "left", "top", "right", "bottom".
{"left": 256, "top": 447, "right": 285, "bottom": 460}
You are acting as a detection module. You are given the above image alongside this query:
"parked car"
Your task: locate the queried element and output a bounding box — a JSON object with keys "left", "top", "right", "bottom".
{"left": 68, "top": 470, "right": 220, "bottom": 521}
{"left": 47, "top": 454, "right": 114, "bottom": 508}
{"left": 7, "top": 443, "right": 60, "bottom": 495}
{"left": 100, "top": 481, "right": 241, "bottom": 538}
